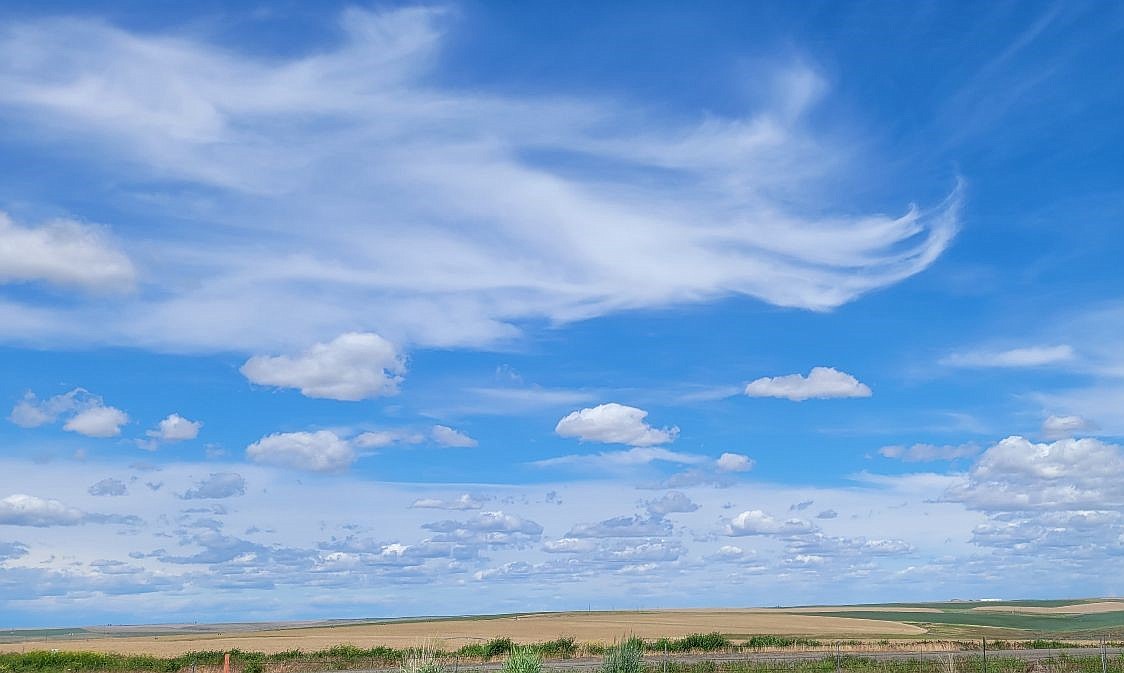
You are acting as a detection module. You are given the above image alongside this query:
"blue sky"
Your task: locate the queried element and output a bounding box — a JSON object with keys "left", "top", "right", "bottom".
{"left": 1, "top": 0, "right": 1123, "bottom": 627}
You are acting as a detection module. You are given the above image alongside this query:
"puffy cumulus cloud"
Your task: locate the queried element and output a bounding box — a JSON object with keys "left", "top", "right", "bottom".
{"left": 533, "top": 446, "right": 705, "bottom": 470}
{"left": 411, "top": 494, "right": 486, "bottom": 510}
{"left": 941, "top": 344, "right": 1075, "bottom": 368}
{"left": 431, "top": 425, "right": 477, "bottom": 448}
{"left": 1042, "top": 414, "right": 1098, "bottom": 440}
{"left": 180, "top": 473, "right": 246, "bottom": 500}
{"left": 0, "top": 211, "right": 135, "bottom": 292}
{"left": 148, "top": 414, "right": 202, "bottom": 442}
{"left": 726, "top": 510, "right": 816, "bottom": 536}
{"left": 88, "top": 478, "right": 128, "bottom": 497}
{"left": 744, "top": 367, "right": 871, "bottom": 401}
{"left": 241, "top": 332, "right": 406, "bottom": 401}
{"left": 555, "top": 403, "right": 678, "bottom": 447}
{"left": 716, "top": 452, "right": 754, "bottom": 472}
{"left": 246, "top": 430, "right": 356, "bottom": 472}
{"left": 945, "top": 436, "right": 1124, "bottom": 511}
{"left": 0, "top": 9, "right": 959, "bottom": 353}
{"left": 645, "top": 491, "right": 700, "bottom": 517}
{"left": 0, "top": 494, "right": 85, "bottom": 527}
{"left": 64, "top": 405, "right": 128, "bottom": 438}
{"left": 10, "top": 388, "right": 128, "bottom": 437}
{"left": 879, "top": 442, "right": 980, "bottom": 462}
{"left": 969, "top": 511, "right": 1124, "bottom": 556}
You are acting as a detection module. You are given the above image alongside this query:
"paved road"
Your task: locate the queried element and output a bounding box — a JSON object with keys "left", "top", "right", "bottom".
{"left": 326, "top": 648, "right": 1124, "bottom": 673}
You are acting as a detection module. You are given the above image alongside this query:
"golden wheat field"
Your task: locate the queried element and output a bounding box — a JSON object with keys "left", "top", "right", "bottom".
{"left": 0, "top": 609, "right": 924, "bottom": 656}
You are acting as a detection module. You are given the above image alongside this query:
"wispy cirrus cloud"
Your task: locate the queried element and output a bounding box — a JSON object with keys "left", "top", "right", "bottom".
{"left": 0, "top": 7, "right": 960, "bottom": 353}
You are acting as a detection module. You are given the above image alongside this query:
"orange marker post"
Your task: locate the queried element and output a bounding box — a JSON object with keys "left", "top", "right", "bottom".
{"left": 224, "top": 653, "right": 231, "bottom": 673}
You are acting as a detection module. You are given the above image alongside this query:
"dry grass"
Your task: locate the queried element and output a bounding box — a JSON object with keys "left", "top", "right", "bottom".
{"left": 0, "top": 610, "right": 924, "bottom": 657}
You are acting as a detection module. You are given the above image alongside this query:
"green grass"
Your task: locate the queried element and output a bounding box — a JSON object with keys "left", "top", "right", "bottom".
{"left": 601, "top": 638, "right": 645, "bottom": 673}
{"left": 501, "top": 647, "right": 542, "bottom": 673}
{"left": 805, "top": 610, "right": 1124, "bottom": 635}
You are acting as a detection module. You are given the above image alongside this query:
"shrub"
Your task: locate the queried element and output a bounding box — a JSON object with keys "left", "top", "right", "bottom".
{"left": 400, "top": 645, "right": 443, "bottom": 673}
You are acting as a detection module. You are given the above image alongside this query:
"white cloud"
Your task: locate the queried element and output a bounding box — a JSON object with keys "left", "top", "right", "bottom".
{"left": 744, "top": 367, "right": 871, "bottom": 401}
{"left": 0, "top": 9, "right": 960, "bottom": 352}
{"left": 353, "top": 429, "right": 424, "bottom": 449}
{"left": 246, "top": 430, "right": 356, "bottom": 472}
{"left": 945, "top": 435, "right": 1124, "bottom": 511}
{"left": 941, "top": 344, "right": 1075, "bottom": 368}
{"left": 1041, "top": 414, "right": 1097, "bottom": 439}
{"left": 10, "top": 388, "right": 128, "bottom": 437}
{"left": 431, "top": 425, "right": 477, "bottom": 448}
{"left": 63, "top": 405, "right": 128, "bottom": 438}
{"left": 879, "top": 442, "right": 980, "bottom": 462}
{"left": 241, "top": 332, "right": 406, "bottom": 401}
{"left": 411, "top": 494, "right": 485, "bottom": 510}
{"left": 0, "top": 211, "right": 134, "bottom": 292}
{"left": 533, "top": 447, "right": 705, "bottom": 469}
{"left": 726, "top": 510, "right": 816, "bottom": 536}
{"left": 716, "top": 452, "right": 754, "bottom": 472}
{"left": 88, "top": 478, "right": 127, "bottom": 497}
{"left": 0, "top": 494, "right": 85, "bottom": 527}
{"left": 555, "top": 403, "right": 678, "bottom": 446}
{"left": 645, "top": 491, "right": 699, "bottom": 516}
{"left": 149, "top": 413, "right": 202, "bottom": 442}
{"left": 542, "top": 537, "right": 597, "bottom": 554}
{"left": 180, "top": 473, "right": 246, "bottom": 500}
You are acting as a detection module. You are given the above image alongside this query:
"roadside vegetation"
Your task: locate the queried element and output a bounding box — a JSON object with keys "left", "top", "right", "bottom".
{"left": 2, "top": 635, "right": 1123, "bottom": 673}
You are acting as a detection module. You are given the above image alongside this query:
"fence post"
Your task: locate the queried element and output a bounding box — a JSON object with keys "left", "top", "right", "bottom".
{"left": 980, "top": 639, "right": 986, "bottom": 673}
{"left": 1102, "top": 638, "right": 1108, "bottom": 673}
{"left": 224, "top": 653, "right": 231, "bottom": 673}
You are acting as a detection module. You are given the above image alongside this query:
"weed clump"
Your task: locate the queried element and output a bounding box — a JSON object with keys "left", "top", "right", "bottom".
{"left": 502, "top": 647, "right": 542, "bottom": 673}
{"left": 601, "top": 638, "right": 644, "bottom": 673}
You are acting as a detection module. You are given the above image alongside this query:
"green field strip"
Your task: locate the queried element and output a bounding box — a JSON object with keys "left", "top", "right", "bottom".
{"left": 804, "top": 610, "right": 1124, "bottom": 633}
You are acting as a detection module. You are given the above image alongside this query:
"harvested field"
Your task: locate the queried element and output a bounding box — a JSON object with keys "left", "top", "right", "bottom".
{"left": 0, "top": 610, "right": 923, "bottom": 656}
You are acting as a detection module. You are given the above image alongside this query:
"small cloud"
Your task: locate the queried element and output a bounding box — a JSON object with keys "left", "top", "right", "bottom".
{"left": 63, "top": 405, "right": 129, "bottom": 438}
{"left": 241, "top": 332, "right": 406, "bottom": 401}
{"left": 542, "top": 537, "right": 597, "bottom": 553}
{"left": 10, "top": 388, "right": 128, "bottom": 437}
{"left": 790, "top": 499, "right": 814, "bottom": 512}
{"left": 726, "top": 509, "right": 816, "bottom": 536}
{"left": 555, "top": 403, "right": 678, "bottom": 446}
{"left": 941, "top": 344, "right": 1075, "bottom": 368}
{"left": 0, "top": 494, "right": 85, "bottom": 527}
{"left": 745, "top": 367, "right": 871, "bottom": 401}
{"left": 0, "top": 211, "right": 135, "bottom": 291}
{"left": 816, "top": 509, "right": 838, "bottom": 519}
{"left": 645, "top": 491, "right": 700, "bottom": 516}
{"left": 246, "top": 430, "right": 355, "bottom": 472}
{"left": 411, "top": 494, "right": 485, "bottom": 510}
{"left": 431, "top": 425, "right": 478, "bottom": 448}
{"left": 180, "top": 473, "right": 246, "bottom": 500}
{"left": 149, "top": 413, "right": 202, "bottom": 442}
{"left": 716, "top": 452, "right": 754, "bottom": 472}
{"left": 88, "top": 478, "right": 128, "bottom": 497}
{"left": 1042, "top": 414, "right": 1098, "bottom": 440}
